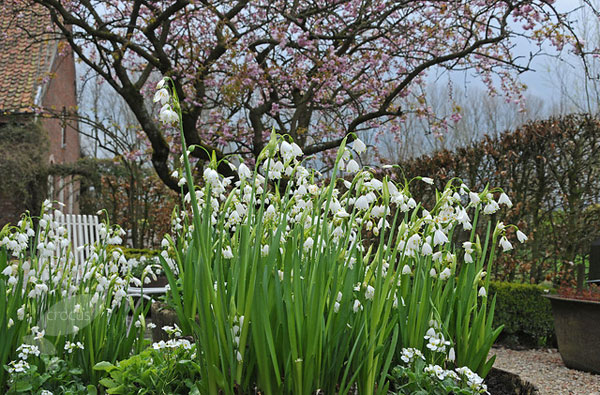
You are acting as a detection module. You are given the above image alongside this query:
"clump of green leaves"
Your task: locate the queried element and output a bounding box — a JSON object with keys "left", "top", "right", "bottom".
{"left": 4, "top": 354, "right": 89, "bottom": 394}
{"left": 94, "top": 340, "right": 200, "bottom": 394}
{"left": 389, "top": 349, "right": 488, "bottom": 395}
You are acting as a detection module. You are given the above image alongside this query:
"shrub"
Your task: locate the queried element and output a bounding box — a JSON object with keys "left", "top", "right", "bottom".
{"left": 398, "top": 114, "right": 600, "bottom": 284}
{"left": 489, "top": 282, "right": 555, "bottom": 348}
{"left": 114, "top": 247, "right": 161, "bottom": 260}
{"left": 0, "top": 121, "right": 48, "bottom": 227}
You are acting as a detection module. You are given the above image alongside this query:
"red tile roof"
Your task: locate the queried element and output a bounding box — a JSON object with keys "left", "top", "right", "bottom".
{"left": 0, "top": 5, "right": 57, "bottom": 114}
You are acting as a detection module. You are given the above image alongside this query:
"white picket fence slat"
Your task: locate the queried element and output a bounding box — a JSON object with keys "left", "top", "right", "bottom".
{"left": 52, "top": 213, "right": 100, "bottom": 281}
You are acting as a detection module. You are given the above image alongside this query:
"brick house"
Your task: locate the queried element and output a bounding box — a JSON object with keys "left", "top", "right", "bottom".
{"left": 0, "top": 6, "right": 79, "bottom": 226}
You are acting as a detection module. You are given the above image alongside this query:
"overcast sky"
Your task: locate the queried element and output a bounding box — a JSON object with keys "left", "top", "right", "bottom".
{"left": 431, "top": 0, "right": 599, "bottom": 117}
{"left": 518, "top": 0, "right": 590, "bottom": 96}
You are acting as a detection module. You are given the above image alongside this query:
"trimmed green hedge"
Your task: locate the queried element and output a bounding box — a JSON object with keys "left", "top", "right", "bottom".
{"left": 107, "top": 246, "right": 161, "bottom": 259}
{"left": 489, "top": 281, "right": 555, "bottom": 348}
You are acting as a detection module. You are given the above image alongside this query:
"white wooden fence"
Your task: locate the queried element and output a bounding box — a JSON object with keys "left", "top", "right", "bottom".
{"left": 52, "top": 213, "right": 100, "bottom": 278}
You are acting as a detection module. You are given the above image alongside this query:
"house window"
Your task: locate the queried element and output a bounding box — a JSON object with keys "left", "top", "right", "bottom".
{"left": 61, "top": 107, "right": 67, "bottom": 148}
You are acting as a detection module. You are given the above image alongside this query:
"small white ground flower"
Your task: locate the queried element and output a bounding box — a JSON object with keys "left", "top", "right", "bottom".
{"left": 6, "top": 360, "right": 30, "bottom": 374}
{"left": 64, "top": 341, "right": 84, "bottom": 354}
{"left": 400, "top": 348, "right": 425, "bottom": 364}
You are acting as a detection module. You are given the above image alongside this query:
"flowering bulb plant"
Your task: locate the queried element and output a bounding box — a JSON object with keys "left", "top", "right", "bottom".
{"left": 94, "top": 324, "right": 200, "bottom": 394}
{"left": 156, "top": 77, "right": 524, "bottom": 394}
{"left": 0, "top": 202, "right": 149, "bottom": 390}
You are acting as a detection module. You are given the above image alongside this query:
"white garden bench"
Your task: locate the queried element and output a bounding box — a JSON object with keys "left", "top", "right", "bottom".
{"left": 127, "top": 286, "right": 168, "bottom": 300}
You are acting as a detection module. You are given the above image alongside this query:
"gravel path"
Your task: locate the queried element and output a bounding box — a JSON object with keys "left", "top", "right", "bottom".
{"left": 491, "top": 346, "right": 600, "bottom": 395}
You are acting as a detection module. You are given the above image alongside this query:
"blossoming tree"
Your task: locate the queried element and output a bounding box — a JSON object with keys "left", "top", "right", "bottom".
{"left": 5, "top": 0, "right": 593, "bottom": 190}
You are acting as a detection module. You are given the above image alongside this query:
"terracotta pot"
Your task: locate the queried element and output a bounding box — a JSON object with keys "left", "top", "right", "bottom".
{"left": 544, "top": 294, "right": 600, "bottom": 373}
